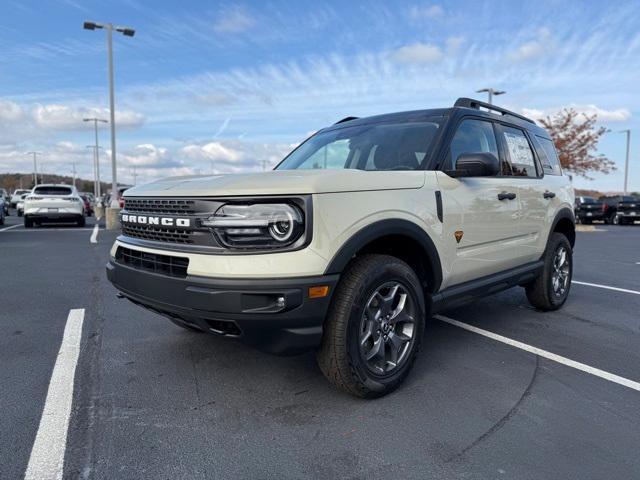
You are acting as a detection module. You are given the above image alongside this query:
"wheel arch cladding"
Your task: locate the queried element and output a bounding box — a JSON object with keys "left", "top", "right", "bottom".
{"left": 551, "top": 208, "right": 576, "bottom": 248}
{"left": 324, "top": 219, "right": 443, "bottom": 293}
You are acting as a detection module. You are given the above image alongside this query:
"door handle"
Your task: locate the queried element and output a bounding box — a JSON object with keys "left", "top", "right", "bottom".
{"left": 498, "top": 191, "right": 516, "bottom": 201}
{"left": 543, "top": 191, "right": 556, "bottom": 199}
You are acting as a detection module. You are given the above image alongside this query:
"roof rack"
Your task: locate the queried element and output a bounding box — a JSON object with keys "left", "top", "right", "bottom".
{"left": 454, "top": 97, "right": 535, "bottom": 124}
{"left": 334, "top": 116, "right": 359, "bottom": 125}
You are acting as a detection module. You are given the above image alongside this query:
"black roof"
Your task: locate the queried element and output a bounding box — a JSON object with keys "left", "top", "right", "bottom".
{"left": 325, "top": 97, "right": 549, "bottom": 137}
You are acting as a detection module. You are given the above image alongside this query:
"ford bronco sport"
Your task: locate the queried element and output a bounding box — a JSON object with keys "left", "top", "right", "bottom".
{"left": 107, "top": 98, "right": 575, "bottom": 397}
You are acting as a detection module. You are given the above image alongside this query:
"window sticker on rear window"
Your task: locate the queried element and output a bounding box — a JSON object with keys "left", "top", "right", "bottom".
{"left": 504, "top": 132, "right": 535, "bottom": 167}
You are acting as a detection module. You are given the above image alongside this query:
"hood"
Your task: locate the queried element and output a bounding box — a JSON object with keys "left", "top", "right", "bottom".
{"left": 124, "top": 169, "right": 425, "bottom": 197}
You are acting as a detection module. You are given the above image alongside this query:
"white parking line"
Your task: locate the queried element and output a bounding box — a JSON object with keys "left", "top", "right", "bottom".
{"left": 573, "top": 280, "right": 640, "bottom": 296}
{"left": 435, "top": 314, "right": 640, "bottom": 392}
{"left": 90, "top": 223, "right": 99, "bottom": 244}
{"left": 24, "top": 309, "right": 85, "bottom": 480}
{"left": 0, "top": 224, "right": 20, "bottom": 232}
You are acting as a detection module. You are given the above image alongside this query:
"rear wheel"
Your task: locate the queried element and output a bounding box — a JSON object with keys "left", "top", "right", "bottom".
{"left": 77, "top": 216, "right": 86, "bottom": 227}
{"left": 317, "top": 254, "right": 425, "bottom": 398}
{"left": 525, "top": 233, "right": 572, "bottom": 311}
{"left": 24, "top": 216, "right": 33, "bottom": 228}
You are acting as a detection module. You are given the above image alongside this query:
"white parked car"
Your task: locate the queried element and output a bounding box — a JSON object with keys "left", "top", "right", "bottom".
{"left": 24, "top": 184, "right": 85, "bottom": 228}
{"left": 10, "top": 189, "right": 31, "bottom": 208}
{"left": 16, "top": 193, "right": 29, "bottom": 217}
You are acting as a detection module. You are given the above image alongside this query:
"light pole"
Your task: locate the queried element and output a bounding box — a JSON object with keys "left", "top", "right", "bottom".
{"left": 26, "top": 152, "right": 41, "bottom": 186}
{"left": 83, "top": 117, "right": 108, "bottom": 198}
{"left": 83, "top": 21, "right": 135, "bottom": 208}
{"left": 476, "top": 88, "right": 506, "bottom": 105}
{"left": 619, "top": 130, "right": 631, "bottom": 195}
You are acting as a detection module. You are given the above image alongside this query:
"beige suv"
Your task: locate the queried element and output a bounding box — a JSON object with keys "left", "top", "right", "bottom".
{"left": 107, "top": 98, "right": 575, "bottom": 397}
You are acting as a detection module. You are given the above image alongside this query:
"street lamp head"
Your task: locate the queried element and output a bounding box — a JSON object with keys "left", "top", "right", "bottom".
{"left": 83, "top": 21, "right": 102, "bottom": 30}
{"left": 494, "top": 90, "right": 506, "bottom": 96}
{"left": 117, "top": 27, "right": 135, "bottom": 37}
{"left": 476, "top": 88, "right": 489, "bottom": 93}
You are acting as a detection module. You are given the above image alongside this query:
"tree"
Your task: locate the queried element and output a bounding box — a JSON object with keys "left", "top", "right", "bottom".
{"left": 539, "top": 109, "right": 615, "bottom": 180}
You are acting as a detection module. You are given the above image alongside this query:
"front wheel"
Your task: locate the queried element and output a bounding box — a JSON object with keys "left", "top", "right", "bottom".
{"left": 317, "top": 254, "right": 425, "bottom": 398}
{"left": 525, "top": 233, "right": 572, "bottom": 311}
{"left": 24, "top": 216, "right": 33, "bottom": 228}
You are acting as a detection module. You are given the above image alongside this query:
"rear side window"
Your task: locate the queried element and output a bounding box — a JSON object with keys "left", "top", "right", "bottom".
{"left": 536, "top": 136, "right": 562, "bottom": 175}
{"left": 448, "top": 119, "right": 499, "bottom": 170}
{"left": 33, "top": 186, "right": 73, "bottom": 196}
{"left": 499, "top": 127, "right": 538, "bottom": 177}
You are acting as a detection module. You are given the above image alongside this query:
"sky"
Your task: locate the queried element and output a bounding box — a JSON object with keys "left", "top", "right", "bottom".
{"left": 0, "top": 0, "right": 639, "bottom": 192}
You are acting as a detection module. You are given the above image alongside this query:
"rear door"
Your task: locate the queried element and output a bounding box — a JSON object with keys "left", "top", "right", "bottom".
{"left": 495, "top": 125, "right": 549, "bottom": 263}
{"left": 436, "top": 118, "right": 522, "bottom": 287}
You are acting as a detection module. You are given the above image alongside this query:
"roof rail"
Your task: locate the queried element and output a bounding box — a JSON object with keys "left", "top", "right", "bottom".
{"left": 454, "top": 97, "right": 535, "bottom": 124}
{"left": 334, "top": 116, "right": 359, "bottom": 125}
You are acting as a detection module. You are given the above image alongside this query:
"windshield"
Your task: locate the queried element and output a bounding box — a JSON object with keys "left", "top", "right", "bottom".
{"left": 33, "top": 186, "right": 73, "bottom": 196}
{"left": 276, "top": 120, "right": 441, "bottom": 171}
{"left": 580, "top": 197, "right": 596, "bottom": 203}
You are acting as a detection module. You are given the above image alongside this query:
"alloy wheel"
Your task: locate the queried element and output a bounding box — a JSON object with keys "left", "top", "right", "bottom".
{"left": 359, "top": 281, "right": 417, "bottom": 375}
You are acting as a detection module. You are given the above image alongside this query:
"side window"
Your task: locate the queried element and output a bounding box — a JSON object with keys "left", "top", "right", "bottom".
{"left": 500, "top": 126, "right": 538, "bottom": 177}
{"left": 536, "top": 136, "right": 562, "bottom": 175}
{"left": 448, "top": 119, "right": 499, "bottom": 170}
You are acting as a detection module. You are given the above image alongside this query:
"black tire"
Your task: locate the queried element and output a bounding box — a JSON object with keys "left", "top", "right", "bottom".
{"left": 0, "top": 214, "right": 4, "bottom": 225}
{"left": 24, "top": 216, "right": 33, "bottom": 228}
{"left": 525, "top": 232, "right": 572, "bottom": 311}
{"left": 77, "top": 216, "right": 86, "bottom": 227}
{"left": 17, "top": 211, "right": 22, "bottom": 217}
{"left": 168, "top": 318, "right": 205, "bottom": 333}
{"left": 583, "top": 218, "right": 592, "bottom": 224}
{"left": 317, "top": 254, "right": 426, "bottom": 398}
{"left": 610, "top": 213, "right": 619, "bottom": 225}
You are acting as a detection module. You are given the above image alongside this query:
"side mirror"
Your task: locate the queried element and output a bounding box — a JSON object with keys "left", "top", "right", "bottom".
{"left": 447, "top": 152, "right": 500, "bottom": 177}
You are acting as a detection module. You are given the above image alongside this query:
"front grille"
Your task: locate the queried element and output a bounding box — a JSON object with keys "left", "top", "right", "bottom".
{"left": 122, "top": 224, "right": 194, "bottom": 244}
{"left": 120, "top": 197, "right": 225, "bottom": 249}
{"left": 124, "top": 198, "right": 197, "bottom": 215}
{"left": 116, "top": 246, "right": 189, "bottom": 278}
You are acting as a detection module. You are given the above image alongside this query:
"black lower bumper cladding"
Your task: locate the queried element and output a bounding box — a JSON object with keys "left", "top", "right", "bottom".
{"left": 106, "top": 253, "right": 339, "bottom": 355}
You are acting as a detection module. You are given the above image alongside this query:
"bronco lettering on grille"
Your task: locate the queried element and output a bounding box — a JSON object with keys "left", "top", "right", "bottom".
{"left": 121, "top": 214, "right": 191, "bottom": 228}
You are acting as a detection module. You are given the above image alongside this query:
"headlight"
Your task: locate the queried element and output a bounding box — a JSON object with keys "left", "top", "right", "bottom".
{"left": 203, "top": 203, "right": 305, "bottom": 250}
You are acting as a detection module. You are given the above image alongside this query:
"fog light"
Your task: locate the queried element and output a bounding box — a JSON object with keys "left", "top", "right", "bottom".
{"left": 308, "top": 286, "right": 329, "bottom": 298}
{"left": 276, "top": 296, "right": 286, "bottom": 308}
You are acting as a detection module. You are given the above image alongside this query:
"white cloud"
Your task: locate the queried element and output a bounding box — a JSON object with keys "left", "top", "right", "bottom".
{"left": 409, "top": 5, "right": 444, "bottom": 20}
{"left": 0, "top": 101, "right": 25, "bottom": 122}
{"left": 522, "top": 104, "right": 632, "bottom": 123}
{"left": 507, "top": 27, "right": 552, "bottom": 62}
{"left": 213, "top": 7, "right": 256, "bottom": 33}
{"left": 391, "top": 42, "right": 443, "bottom": 65}
{"left": 181, "top": 142, "right": 242, "bottom": 163}
{"left": 446, "top": 36, "right": 465, "bottom": 53}
{"left": 32, "top": 104, "right": 144, "bottom": 130}
{"left": 120, "top": 144, "right": 181, "bottom": 168}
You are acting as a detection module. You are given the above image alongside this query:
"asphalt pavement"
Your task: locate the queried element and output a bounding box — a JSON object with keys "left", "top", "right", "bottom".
{"left": 1, "top": 213, "right": 639, "bottom": 479}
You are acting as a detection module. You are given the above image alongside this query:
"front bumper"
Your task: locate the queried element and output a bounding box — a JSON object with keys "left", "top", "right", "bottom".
{"left": 106, "top": 260, "right": 339, "bottom": 355}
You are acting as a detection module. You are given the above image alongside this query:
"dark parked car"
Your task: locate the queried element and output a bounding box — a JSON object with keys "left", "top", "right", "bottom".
{"left": 0, "top": 188, "right": 9, "bottom": 215}
{"left": 0, "top": 196, "right": 5, "bottom": 225}
{"left": 574, "top": 196, "right": 604, "bottom": 223}
{"left": 601, "top": 195, "right": 639, "bottom": 225}
{"left": 80, "top": 194, "right": 93, "bottom": 217}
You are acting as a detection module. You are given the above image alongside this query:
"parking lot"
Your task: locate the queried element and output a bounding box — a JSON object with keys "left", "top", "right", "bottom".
{"left": 1, "top": 214, "right": 639, "bottom": 480}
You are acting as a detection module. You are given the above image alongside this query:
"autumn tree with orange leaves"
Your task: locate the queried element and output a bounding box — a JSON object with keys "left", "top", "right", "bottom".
{"left": 539, "top": 109, "right": 615, "bottom": 179}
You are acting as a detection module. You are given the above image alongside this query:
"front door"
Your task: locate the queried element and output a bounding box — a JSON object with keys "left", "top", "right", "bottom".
{"left": 436, "top": 118, "right": 522, "bottom": 288}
